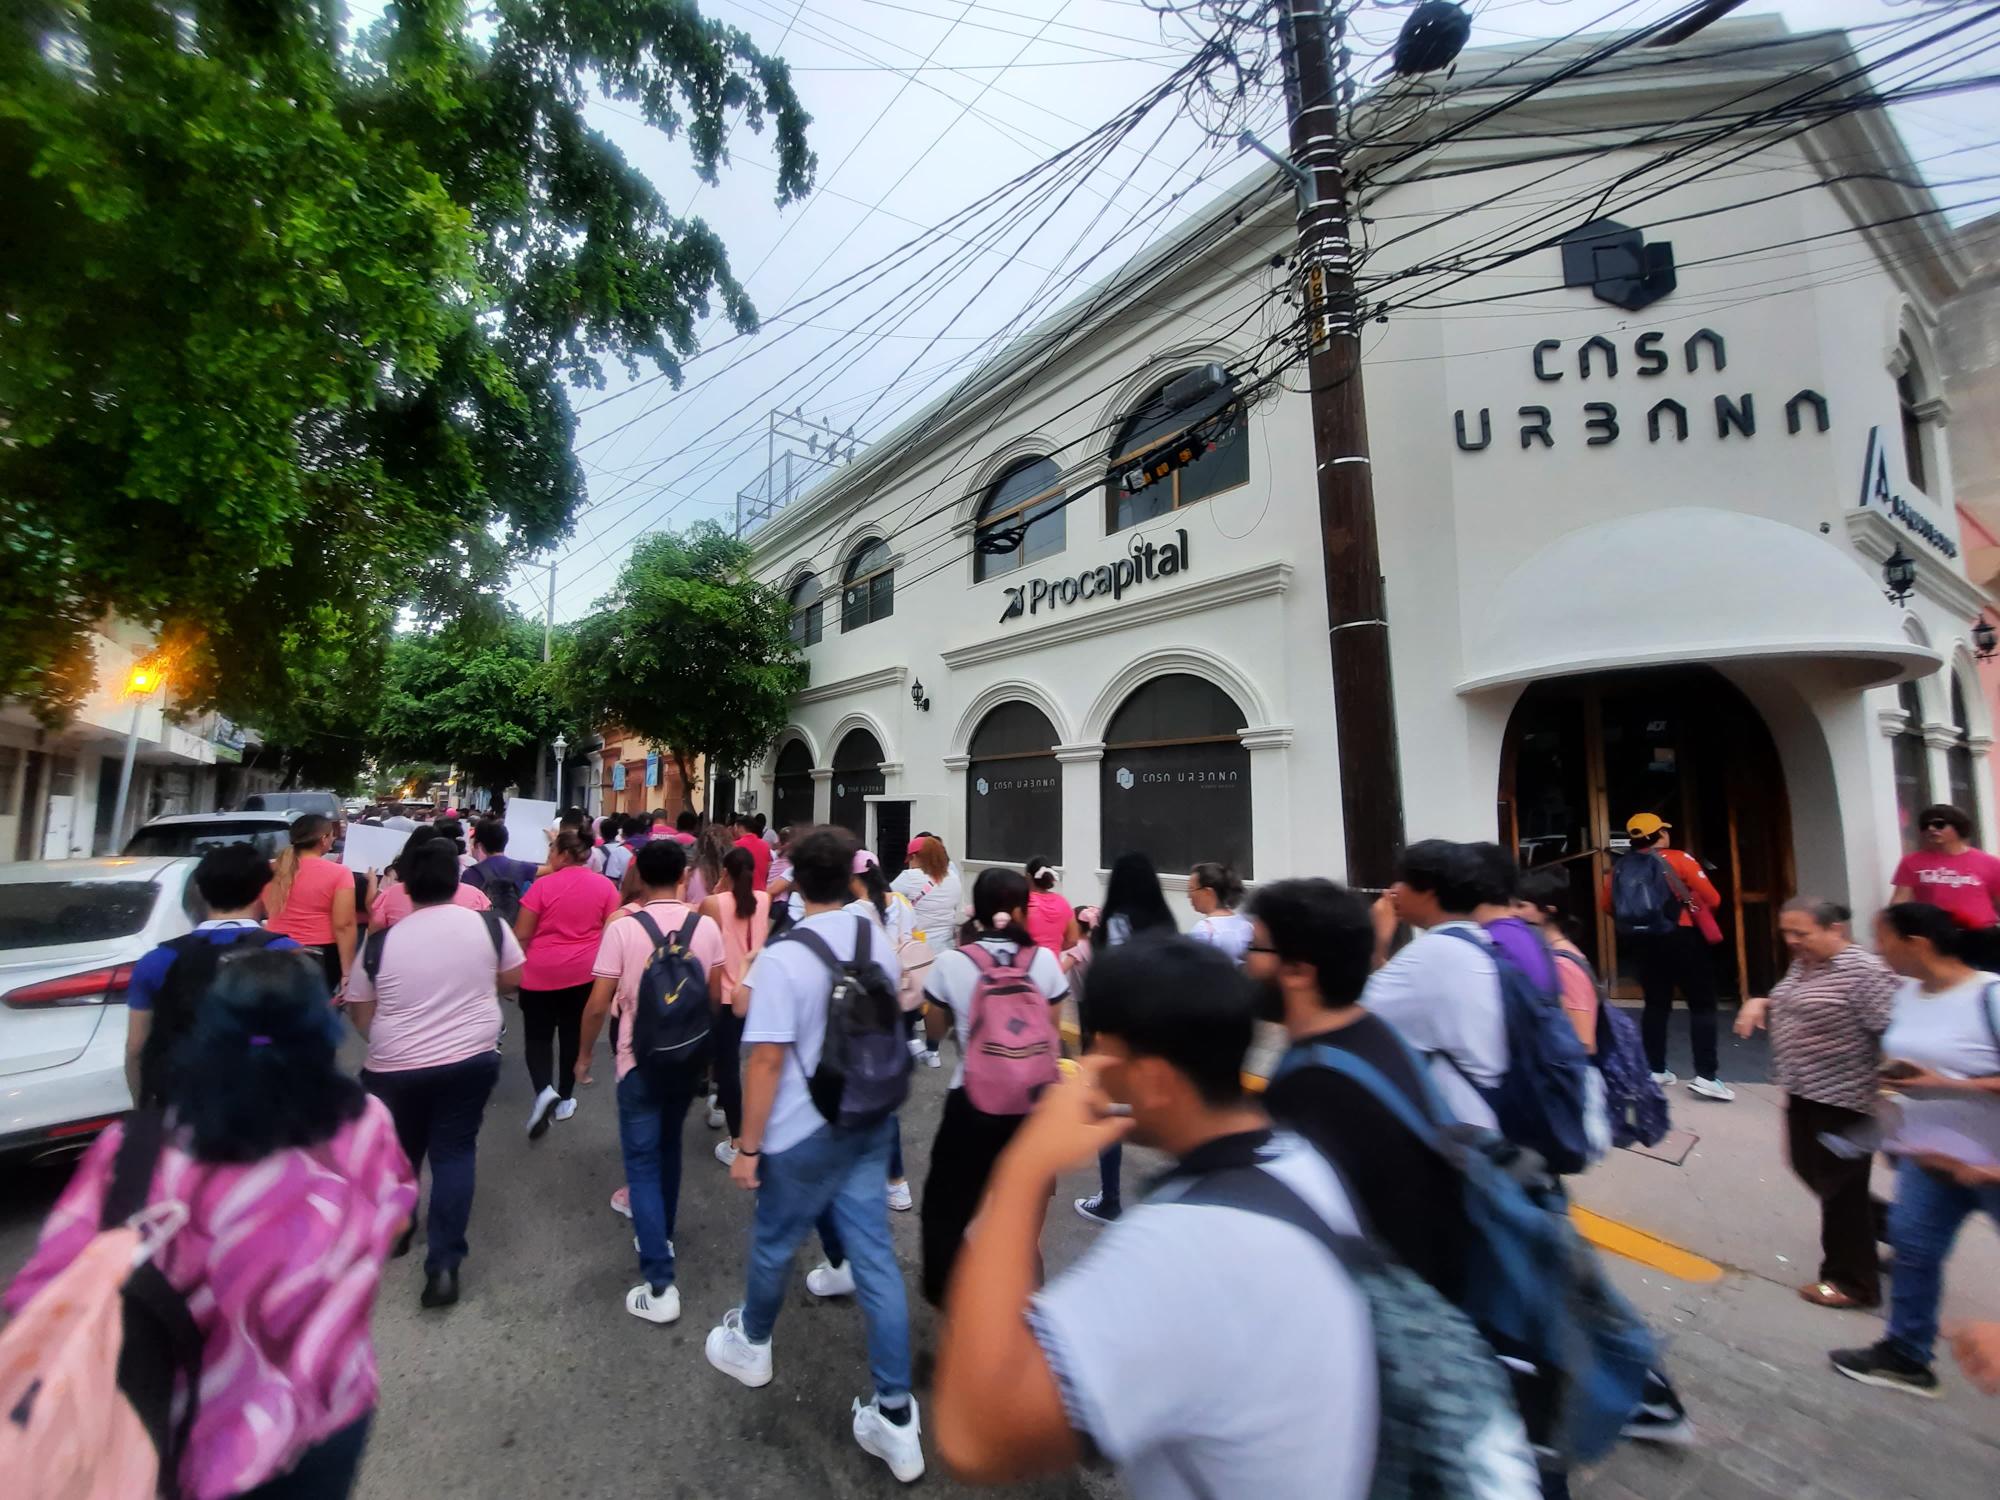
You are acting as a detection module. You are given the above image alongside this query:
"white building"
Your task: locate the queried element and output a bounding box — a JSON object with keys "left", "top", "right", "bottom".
{"left": 743, "top": 19, "right": 1985, "bottom": 1001}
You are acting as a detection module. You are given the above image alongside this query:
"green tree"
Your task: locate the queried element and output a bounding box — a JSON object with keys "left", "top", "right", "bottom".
{"left": 376, "top": 613, "right": 561, "bottom": 797}
{"left": 1, "top": 0, "right": 812, "bottom": 726}
{"left": 562, "top": 522, "right": 805, "bottom": 797}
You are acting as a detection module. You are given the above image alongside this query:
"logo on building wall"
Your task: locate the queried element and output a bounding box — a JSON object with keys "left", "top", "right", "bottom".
{"left": 999, "top": 529, "right": 1190, "bottom": 625}
{"left": 1858, "top": 424, "right": 1956, "bottom": 558}
{"left": 1115, "top": 767, "right": 1135, "bottom": 791}
{"left": 1560, "top": 219, "right": 1676, "bottom": 312}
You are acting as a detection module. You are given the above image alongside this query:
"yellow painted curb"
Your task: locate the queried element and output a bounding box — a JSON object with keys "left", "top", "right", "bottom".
{"left": 1571, "top": 1206, "right": 1723, "bottom": 1283}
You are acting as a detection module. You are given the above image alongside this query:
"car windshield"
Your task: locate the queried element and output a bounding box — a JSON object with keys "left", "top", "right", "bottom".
{"left": 125, "top": 822, "right": 290, "bottom": 858}
{"left": 0, "top": 880, "right": 160, "bottom": 951}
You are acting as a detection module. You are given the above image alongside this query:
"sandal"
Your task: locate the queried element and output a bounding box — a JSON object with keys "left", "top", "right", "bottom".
{"left": 1799, "top": 1281, "right": 1877, "bottom": 1309}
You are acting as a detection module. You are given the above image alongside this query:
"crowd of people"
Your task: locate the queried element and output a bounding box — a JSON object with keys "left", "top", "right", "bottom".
{"left": 6, "top": 798, "right": 2000, "bottom": 1499}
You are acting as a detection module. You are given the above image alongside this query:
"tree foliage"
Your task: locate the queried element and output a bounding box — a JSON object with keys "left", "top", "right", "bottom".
{"left": 562, "top": 522, "right": 805, "bottom": 796}
{"left": 0, "top": 0, "right": 812, "bottom": 728}
{"left": 375, "top": 613, "right": 561, "bottom": 795}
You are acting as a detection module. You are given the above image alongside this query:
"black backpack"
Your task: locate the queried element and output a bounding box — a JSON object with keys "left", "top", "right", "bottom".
{"left": 137, "top": 930, "right": 290, "bottom": 1108}
{"left": 362, "top": 909, "right": 506, "bottom": 983}
{"left": 787, "top": 916, "right": 911, "bottom": 1131}
{"left": 627, "top": 909, "right": 714, "bottom": 1064}
{"left": 101, "top": 1109, "right": 204, "bottom": 1499}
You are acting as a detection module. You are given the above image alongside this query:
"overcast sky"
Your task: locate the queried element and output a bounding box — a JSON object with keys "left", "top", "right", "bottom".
{"left": 463, "top": 0, "right": 2000, "bottom": 621}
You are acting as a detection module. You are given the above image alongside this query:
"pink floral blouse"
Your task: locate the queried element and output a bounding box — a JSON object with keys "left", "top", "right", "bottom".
{"left": 4, "top": 1099, "right": 416, "bottom": 1499}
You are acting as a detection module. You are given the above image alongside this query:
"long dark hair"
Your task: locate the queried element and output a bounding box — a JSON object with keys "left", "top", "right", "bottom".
{"left": 960, "top": 866, "right": 1031, "bottom": 948}
{"left": 167, "top": 949, "right": 366, "bottom": 1163}
{"left": 1096, "top": 851, "right": 1174, "bottom": 950}
{"left": 722, "top": 844, "right": 757, "bottom": 922}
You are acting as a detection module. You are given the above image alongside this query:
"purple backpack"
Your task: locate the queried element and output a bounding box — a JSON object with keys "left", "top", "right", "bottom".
{"left": 960, "top": 942, "right": 1060, "bottom": 1116}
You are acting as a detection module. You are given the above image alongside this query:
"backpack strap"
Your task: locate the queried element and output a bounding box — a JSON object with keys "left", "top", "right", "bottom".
{"left": 102, "top": 1107, "right": 170, "bottom": 1229}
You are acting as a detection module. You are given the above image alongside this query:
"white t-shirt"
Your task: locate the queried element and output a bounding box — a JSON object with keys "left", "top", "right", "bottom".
{"left": 1191, "top": 911, "right": 1254, "bottom": 966}
{"left": 893, "top": 868, "right": 964, "bottom": 952}
{"left": 923, "top": 936, "right": 1068, "bottom": 1090}
{"left": 1361, "top": 921, "right": 1506, "bottom": 1131}
{"left": 1882, "top": 974, "right": 2000, "bottom": 1078}
{"left": 1028, "top": 1134, "right": 1377, "bottom": 1500}
{"left": 740, "top": 910, "right": 902, "bottom": 1156}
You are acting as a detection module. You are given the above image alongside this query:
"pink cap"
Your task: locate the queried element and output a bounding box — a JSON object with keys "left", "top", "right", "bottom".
{"left": 853, "top": 848, "right": 881, "bottom": 875}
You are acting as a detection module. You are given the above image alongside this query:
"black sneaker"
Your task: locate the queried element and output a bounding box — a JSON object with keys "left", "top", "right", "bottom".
{"left": 1621, "top": 1369, "right": 1695, "bottom": 1446}
{"left": 1830, "top": 1341, "right": 1938, "bottom": 1397}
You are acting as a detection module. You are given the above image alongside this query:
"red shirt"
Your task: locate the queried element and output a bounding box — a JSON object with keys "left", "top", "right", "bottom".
{"left": 735, "top": 834, "right": 772, "bottom": 891}
{"left": 1892, "top": 847, "right": 2000, "bottom": 929}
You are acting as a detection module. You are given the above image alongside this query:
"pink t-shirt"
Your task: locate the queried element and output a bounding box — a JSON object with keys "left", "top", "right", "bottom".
{"left": 369, "top": 879, "right": 489, "bottom": 930}
{"left": 1893, "top": 847, "right": 2000, "bottom": 929}
{"left": 519, "top": 864, "right": 620, "bottom": 989}
{"left": 4, "top": 1101, "right": 417, "bottom": 1500}
{"left": 263, "top": 856, "right": 349, "bottom": 945}
{"left": 1026, "top": 888, "right": 1076, "bottom": 952}
{"left": 591, "top": 900, "right": 724, "bottom": 1079}
{"left": 348, "top": 904, "right": 524, "bottom": 1071}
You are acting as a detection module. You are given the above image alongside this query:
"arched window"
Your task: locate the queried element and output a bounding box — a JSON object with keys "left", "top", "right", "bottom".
{"left": 1106, "top": 370, "right": 1249, "bottom": 535}
{"left": 1100, "top": 673, "right": 1251, "bottom": 874}
{"left": 1893, "top": 679, "right": 1931, "bottom": 850}
{"left": 788, "top": 573, "right": 823, "bottom": 647}
{"left": 831, "top": 728, "right": 884, "bottom": 836}
{"left": 974, "top": 457, "right": 1066, "bottom": 582}
{"left": 842, "top": 538, "right": 894, "bottom": 630}
{"left": 773, "top": 739, "right": 815, "bottom": 832}
{"left": 966, "top": 702, "right": 1061, "bottom": 863}
{"left": 1898, "top": 340, "right": 1930, "bottom": 494}
{"left": 1949, "top": 673, "right": 1978, "bottom": 819}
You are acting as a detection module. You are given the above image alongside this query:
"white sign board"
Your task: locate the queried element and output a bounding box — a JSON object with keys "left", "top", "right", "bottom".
{"left": 338, "top": 822, "right": 410, "bottom": 877}
{"left": 504, "top": 799, "right": 558, "bottom": 864}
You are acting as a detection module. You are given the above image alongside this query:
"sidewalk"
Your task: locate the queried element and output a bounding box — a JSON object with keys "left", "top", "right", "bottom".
{"left": 1575, "top": 1077, "right": 2000, "bottom": 1500}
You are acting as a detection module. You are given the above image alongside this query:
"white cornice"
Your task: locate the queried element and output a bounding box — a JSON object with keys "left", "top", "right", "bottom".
{"left": 794, "top": 665, "right": 908, "bottom": 705}
{"left": 939, "top": 562, "right": 1292, "bottom": 670}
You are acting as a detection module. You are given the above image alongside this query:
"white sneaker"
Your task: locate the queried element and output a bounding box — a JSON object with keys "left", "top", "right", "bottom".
{"left": 806, "top": 1259, "right": 858, "bottom": 1298}
{"left": 1650, "top": 1071, "right": 1678, "bottom": 1087}
{"left": 887, "top": 1180, "right": 913, "bottom": 1212}
{"left": 924, "top": 1049, "right": 942, "bottom": 1069}
{"left": 1688, "top": 1075, "right": 1736, "bottom": 1102}
{"left": 907, "top": 1036, "right": 927, "bottom": 1059}
{"left": 526, "top": 1085, "right": 560, "bottom": 1139}
{"left": 553, "top": 1097, "right": 578, "bottom": 1123}
{"left": 626, "top": 1282, "right": 681, "bottom": 1324}
{"left": 706, "top": 1307, "right": 774, "bottom": 1388}
{"left": 715, "top": 1139, "right": 739, "bottom": 1166}
{"left": 853, "top": 1395, "right": 926, "bottom": 1483}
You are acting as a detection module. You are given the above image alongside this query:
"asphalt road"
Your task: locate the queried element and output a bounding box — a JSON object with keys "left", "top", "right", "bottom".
{"left": 0, "top": 1030, "right": 1131, "bottom": 1500}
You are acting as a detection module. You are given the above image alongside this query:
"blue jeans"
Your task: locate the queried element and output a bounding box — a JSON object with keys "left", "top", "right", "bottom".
{"left": 743, "top": 1116, "right": 910, "bottom": 1402}
{"left": 618, "top": 1055, "right": 702, "bottom": 1290}
{"left": 363, "top": 1052, "right": 500, "bottom": 1275}
{"left": 1886, "top": 1156, "right": 2000, "bottom": 1364}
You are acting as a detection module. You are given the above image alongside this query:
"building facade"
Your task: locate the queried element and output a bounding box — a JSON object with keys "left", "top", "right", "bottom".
{"left": 742, "top": 21, "right": 1986, "bottom": 1000}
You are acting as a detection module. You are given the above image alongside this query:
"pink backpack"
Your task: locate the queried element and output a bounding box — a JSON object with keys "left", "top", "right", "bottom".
{"left": 960, "top": 942, "right": 1060, "bottom": 1115}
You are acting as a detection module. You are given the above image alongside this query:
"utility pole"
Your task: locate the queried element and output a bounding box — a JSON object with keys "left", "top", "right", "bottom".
{"left": 536, "top": 561, "right": 555, "bottom": 801}
{"left": 1277, "top": 0, "right": 1405, "bottom": 890}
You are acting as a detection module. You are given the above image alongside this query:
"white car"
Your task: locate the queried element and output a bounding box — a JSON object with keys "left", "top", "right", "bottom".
{"left": 0, "top": 857, "right": 199, "bottom": 1160}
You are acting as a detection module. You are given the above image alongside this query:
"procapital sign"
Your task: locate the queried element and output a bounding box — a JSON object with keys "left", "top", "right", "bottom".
{"left": 999, "top": 528, "right": 1189, "bottom": 625}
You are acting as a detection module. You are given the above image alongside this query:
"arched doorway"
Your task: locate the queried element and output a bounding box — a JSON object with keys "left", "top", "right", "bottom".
{"left": 773, "top": 740, "right": 815, "bottom": 832}
{"left": 831, "top": 728, "right": 885, "bottom": 838}
{"left": 1499, "top": 665, "right": 1793, "bottom": 1000}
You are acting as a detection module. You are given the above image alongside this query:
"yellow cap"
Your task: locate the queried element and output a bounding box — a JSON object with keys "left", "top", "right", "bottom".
{"left": 1626, "top": 812, "right": 1671, "bottom": 838}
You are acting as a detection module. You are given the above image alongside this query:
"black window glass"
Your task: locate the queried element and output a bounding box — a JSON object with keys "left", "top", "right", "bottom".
{"left": 1107, "top": 374, "right": 1250, "bottom": 535}
{"left": 967, "top": 703, "right": 1061, "bottom": 864}
{"left": 843, "top": 539, "right": 893, "bottom": 630}
{"left": 831, "top": 729, "right": 884, "bottom": 836}
{"left": 975, "top": 458, "right": 1067, "bottom": 582}
{"left": 789, "top": 574, "right": 823, "bottom": 647}
{"left": 773, "top": 739, "right": 816, "bottom": 831}
{"left": 1101, "top": 674, "right": 1251, "bottom": 875}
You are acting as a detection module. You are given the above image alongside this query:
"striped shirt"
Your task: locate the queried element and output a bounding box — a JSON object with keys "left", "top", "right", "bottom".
{"left": 1766, "top": 944, "right": 1898, "bottom": 1111}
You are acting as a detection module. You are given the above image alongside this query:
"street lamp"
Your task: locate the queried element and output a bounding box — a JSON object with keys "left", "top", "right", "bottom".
{"left": 109, "top": 663, "right": 164, "bottom": 853}
{"left": 553, "top": 732, "right": 568, "bottom": 807}
{"left": 1882, "top": 547, "right": 1918, "bottom": 607}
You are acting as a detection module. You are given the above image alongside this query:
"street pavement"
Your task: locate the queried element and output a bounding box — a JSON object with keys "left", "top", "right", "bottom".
{"left": 2, "top": 1015, "right": 1998, "bottom": 1498}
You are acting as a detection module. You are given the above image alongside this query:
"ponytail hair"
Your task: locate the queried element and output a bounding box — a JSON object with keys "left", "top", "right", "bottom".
{"left": 266, "top": 813, "right": 332, "bottom": 916}
{"left": 1025, "top": 857, "right": 1060, "bottom": 891}
{"left": 1190, "top": 862, "right": 1245, "bottom": 911}
{"left": 723, "top": 844, "right": 757, "bottom": 921}
{"left": 959, "top": 866, "right": 1031, "bottom": 948}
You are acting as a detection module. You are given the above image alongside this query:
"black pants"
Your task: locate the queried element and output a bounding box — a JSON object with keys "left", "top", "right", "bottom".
{"left": 362, "top": 1052, "right": 499, "bottom": 1275}
{"left": 1786, "top": 1094, "right": 1884, "bottom": 1304}
{"left": 711, "top": 1006, "right": 745, "bottom": 1138}
{"left": 920, "top": 1088, "right": 1027, "bottom": 1306}
{"left": 519, "top": 982, "right": 590, "bottom": 1099}
{"left": 1628, "top": 926, "right": 1719, "bottom": 1078}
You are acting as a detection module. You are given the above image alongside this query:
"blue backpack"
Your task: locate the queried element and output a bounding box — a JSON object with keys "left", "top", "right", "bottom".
{"left": 1554, "top": 950, "right": 1670, "bottom": 1150}
{"left": 1609, "top": 853, "right": 1680, "bottom": 935}
{"left": 1272, "top": 1039, "right": 1655, "bottom": 1464}
{"left": 1436, "top": 927, "right": 1593, "bottom": 1176}
{"left": 627, "top": 909, "right": 713, "bottom": 1064}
